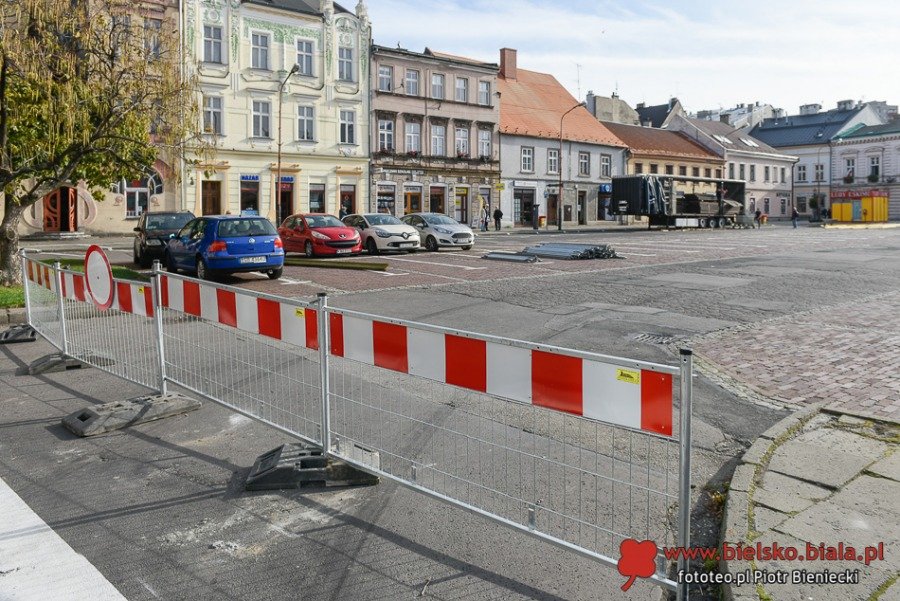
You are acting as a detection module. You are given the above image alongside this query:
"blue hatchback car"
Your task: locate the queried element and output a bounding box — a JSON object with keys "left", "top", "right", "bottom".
{"left": 164, "top": 215, "right": 284, "bottom": 280}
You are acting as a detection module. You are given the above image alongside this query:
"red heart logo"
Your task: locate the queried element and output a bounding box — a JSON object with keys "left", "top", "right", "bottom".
{"left": 617, "top": 538, "right": 658, "bottom": 591}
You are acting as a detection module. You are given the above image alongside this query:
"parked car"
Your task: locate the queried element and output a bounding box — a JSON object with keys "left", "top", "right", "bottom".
{"left": 132, "top": 211, "right": 195, "bottom": 267}
{"left": 164, "top": 215, "right": 284, "bottom": 280}
{"left": 400, "top": 212, "right": 475, "bottom": 251}
{"left": 278, "top": 213, "right": 362, "bottom": 257}
{"left": 341, "top": 213, "right": 420, "bottom": 254}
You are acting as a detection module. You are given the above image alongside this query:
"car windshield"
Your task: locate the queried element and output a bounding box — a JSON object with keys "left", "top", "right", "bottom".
{"left": 365, "top": 214, "right": 402, "bottom": 226}
{"left": 306, "top": 215, "right": 344, "bottom": 228}
{"left": 216, "top": 218, "right": 277, "bottom": 238}
{"left": 422, "top": 214, "right": 457, "bottom": 225}
{"left": 146, "top": 214, "right": 193, "bottom": 231}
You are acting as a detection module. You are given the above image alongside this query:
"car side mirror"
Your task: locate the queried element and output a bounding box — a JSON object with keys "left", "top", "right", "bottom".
{"left": 169, "top": 233, "right": 176, "bottom": 239}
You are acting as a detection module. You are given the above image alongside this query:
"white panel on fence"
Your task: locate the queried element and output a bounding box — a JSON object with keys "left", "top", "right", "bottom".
{"left": 199, "top": 284, "right": 218, "bottom": 322}
{"left": 234, "top": 293, "right": 258, "bottom": 334}
{"left": 279, "top": 303, "right": 306, "bottom": 347}
{"left": 407, "top": 328, "right": 445, "bottom": 381}
{"left": 582, "top": 360, "right": 642, "bottom": 429}
{"left": 343, "top": 315, "right": 374, "bottom": 364}
{"left": 167, "top": 278, "right": 185, "bottom": 313}
{"left": 486, "top": 342, "right": 532, "bottom": 403}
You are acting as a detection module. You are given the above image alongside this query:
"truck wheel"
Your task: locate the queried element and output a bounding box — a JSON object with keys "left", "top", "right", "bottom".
{"left": 712, "top": 217, "right": 721, "bottom": 228}
{"left": 698, "top": 218, "right": 708, "bottom": 228}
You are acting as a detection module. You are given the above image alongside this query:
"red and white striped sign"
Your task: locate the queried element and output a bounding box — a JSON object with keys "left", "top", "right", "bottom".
{"left": 159, "top": 275, "right": 319, "bottom": 349}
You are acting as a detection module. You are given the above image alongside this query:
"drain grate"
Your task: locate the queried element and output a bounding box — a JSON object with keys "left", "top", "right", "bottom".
{"left": 632, "top": 333, "right": 680, "bottom": 345}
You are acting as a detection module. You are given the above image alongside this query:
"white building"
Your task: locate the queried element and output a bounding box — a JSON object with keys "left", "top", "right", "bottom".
{"left": 185, "top": 0, "right": 371, "bottom": 225}
{"left": 830, "top": 122, "right": 900, "bottom": 220}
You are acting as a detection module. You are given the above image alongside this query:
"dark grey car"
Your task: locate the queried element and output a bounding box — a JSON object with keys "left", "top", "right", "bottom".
{"left": 133, "top": 211, "right": 195, "bottom": 267}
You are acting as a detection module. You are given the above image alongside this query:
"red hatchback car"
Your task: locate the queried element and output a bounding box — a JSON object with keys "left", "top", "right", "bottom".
{"left": 278, "top": 213, "right": 362, "bottom": 257}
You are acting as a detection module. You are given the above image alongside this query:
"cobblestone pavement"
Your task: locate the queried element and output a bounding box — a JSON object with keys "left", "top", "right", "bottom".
{"left": 694, "top": 291, "right": 900, "bottom": 421}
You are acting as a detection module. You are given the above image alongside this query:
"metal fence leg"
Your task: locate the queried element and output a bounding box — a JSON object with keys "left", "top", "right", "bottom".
{"left": 676, "top": 348, "right": 694, "bottom": 601}
{"left": 20, "top": 252, "right": 32, "bottom": 327}
{"left": 54, "top": 262, "right": 68, "bottom": 356}
{"left": 152, "top": 261, "right": 168, "bottom": 395}
{"left": 317, "top": 292, "right": 331, "bottom": 453}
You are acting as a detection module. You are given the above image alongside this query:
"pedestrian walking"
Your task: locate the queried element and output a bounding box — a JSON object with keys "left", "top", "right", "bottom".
{"left": 481, "top": 205, "right": 490, "bottom": 232}
{"left": 791, "top": 206, "right": 799, "bottom": 228}
{"left": 493, "top": 207, "right": 503, "bottom": 231}
{"left": 754, "top": 209, "right": 762, "bottom": 229}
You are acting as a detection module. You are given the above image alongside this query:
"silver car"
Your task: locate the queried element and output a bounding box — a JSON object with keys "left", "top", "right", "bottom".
{"left": 400, "top": 213, "right": 475, "bottom": 252}
{"left": 342, "top": 213, "right": 421, "bottom": 254}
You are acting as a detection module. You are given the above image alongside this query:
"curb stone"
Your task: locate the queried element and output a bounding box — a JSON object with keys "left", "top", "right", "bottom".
{"left": 2, "top": 308, "right": 26, "bottom": 325}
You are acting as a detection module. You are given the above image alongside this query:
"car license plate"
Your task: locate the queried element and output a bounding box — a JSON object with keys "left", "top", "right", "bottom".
{"left": 239, "top": 256, "right": 266, "bottom": 264}
{"left": 399, "top": 242, "right": 415, "bottom": 248}
{"left": 336, "top": 249, "right": 351, "bottom": 254}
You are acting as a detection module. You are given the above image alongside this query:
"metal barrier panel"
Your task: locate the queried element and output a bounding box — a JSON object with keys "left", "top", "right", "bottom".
{"left": 324, "top": 308, "right": 684, "bottom": 591}
{"left": 22, "top": 257, "right": 62, "bottom": 350}
{"left": 158, "top": 273, "right": 323, "bottom": 444}
{"left": 58, "top": 269, "right": 161, "bottom": 390}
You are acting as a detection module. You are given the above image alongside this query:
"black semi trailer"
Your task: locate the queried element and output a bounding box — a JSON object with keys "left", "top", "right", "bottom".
{"left": 611, "top": 174, "right": 747, "bottom": 229}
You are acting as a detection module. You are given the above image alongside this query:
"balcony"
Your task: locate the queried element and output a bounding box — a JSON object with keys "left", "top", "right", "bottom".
{"left": 372, "top": 150, "right": 499, "bottom": 172}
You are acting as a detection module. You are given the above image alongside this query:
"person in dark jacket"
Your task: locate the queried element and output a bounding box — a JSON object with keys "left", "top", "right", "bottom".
{"left": 791, "top": 206, "right": 799, "bottom": 228}
{"left": 493, "top": 207, "right": 503, "bottom": 231}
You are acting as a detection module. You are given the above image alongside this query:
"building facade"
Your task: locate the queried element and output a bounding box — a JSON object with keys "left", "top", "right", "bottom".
{"left": 586, "top": 91, "right": 639, "bottom": 126}
{"left": 497, "top": 49, "right": 625, "bottom": 228}
{"left": 750, "top": 101, "right": 884, "bottom": 216}
{"left": 830, "top": 122, "right": 900, "bottom": 221}
{"left": 185, "top": 0, "right": 371, "bottom": 227}
{"left": 369, "top": 46, "right": 500, "bottom": 223}
{"left": 694, "top": 102, "right": 783, "bottom": 129}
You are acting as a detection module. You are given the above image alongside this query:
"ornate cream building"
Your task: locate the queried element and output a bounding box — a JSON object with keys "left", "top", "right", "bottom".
{"left": 185, "top": 0, "right": 371, "bottom": 225}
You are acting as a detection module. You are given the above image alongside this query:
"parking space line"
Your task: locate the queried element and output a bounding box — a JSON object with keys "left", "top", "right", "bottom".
{"left": 378, "top": 256, "right": 487, "bottom": 270}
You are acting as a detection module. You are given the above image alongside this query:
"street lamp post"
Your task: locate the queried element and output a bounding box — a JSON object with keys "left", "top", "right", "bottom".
{"left": 276, "top": 63, "right": 300, "bottom": 223}
{"left": 558, "top": 101, "right": 585, "bottom": 231}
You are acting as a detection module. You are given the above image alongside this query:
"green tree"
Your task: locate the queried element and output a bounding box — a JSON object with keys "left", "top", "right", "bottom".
{"left": 0, "top": 0, "right": 205, "bottom": 285}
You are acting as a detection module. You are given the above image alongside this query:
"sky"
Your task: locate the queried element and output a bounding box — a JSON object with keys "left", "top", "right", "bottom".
{"left": 365, "top": 0, "right": 900, "bottom": 116}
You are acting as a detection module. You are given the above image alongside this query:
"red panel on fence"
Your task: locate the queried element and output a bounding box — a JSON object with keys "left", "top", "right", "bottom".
{"left": 257, "top": 298, "right": 282, "bottom": 339}
{"left": 640, "top": 371, "right": 673, "bottom": 436}
{"left": 116, "top": 282, "right": 132, "bottom": 313}
{"left": 160, "top": 276, "right": 169, "bottom": 307}
{"left": 373, "top": 321, "right": 408, "bottom": 373}
{"left": 217, "top": 289, "right": 237, "bottom": 327}
{"left": 329, "top": 313, "right": 344, "bottom": 356}
{"left": 182, "top": 281, "right": 201, "bottom": 316}
{"left": 305, "top": 308, "right": 318, "bottom": 350}
{"left": 445, "top": 335, "right": 487, "bottom": 392}
{"left": 73, "top": 275, "right": 85, "bottom": 302}
{"left": 143, "top": 286, "right": 154, "bottom": 317}
{"left": 532, "top": 351, "right": 583, "bottom": 416}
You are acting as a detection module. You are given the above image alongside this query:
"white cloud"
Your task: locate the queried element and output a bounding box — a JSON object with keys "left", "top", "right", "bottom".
{"left": 366, "top": 0, "right": 900, "bottom": 115}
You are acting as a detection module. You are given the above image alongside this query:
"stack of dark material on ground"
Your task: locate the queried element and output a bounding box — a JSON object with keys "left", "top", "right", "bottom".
{"left": 521, "top": 242, "right": 621, "bottom": 260}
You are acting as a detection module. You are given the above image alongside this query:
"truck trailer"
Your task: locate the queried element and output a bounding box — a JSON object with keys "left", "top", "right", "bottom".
{"left": 611, "top": 174, "right": 747, "bottom": 229}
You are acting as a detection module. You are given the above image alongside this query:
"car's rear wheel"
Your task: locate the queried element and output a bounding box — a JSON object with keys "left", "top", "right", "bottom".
{"left": 425, "top": 236, "right": 438, "bottom": 252}
{"left": 133, "top": 244, "right": 140, "bottom": 265}
{"left": 165, "top": 252, "right": 178, "bottom": 273}
{"left": 366, "top": 238, "right": 379, "bottom": 255}
{"left": 462, "top": 245, "right": 472, "bottom": 251}
{"left": 266, "top": 267, "right": 283, "bottom": 280}
{"left": 304, "top": 241, "right": 315, "bottom": 257}
{"left": 138, "top": 248, "right": 152, "bottom": 268}
{"left": 196, "top": 257, "right": 211, "bottom": 281}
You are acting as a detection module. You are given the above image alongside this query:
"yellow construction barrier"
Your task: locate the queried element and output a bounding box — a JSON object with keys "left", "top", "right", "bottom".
{"left": 830, "top": 196, "right": 888, "bottom": 222}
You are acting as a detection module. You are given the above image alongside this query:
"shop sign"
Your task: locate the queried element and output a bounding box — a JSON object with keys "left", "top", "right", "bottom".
{"left": 279, "top": 176, "right": 294, "bottom": 183}
{"left": 831, "top": 189, "right": 886, "bottom": 199}
{"left": 599, "top": 183, "right": 612, "bottom": 194}
{"left": 383, "top": 169, "right": 425, "bottom": 176}
{"left": 512, "top": 180, "right": 537, "bottom": 188}
{"left": 240, "top": 174, "right": 260, "bottom": 182}
{"left": 494, "top": 182, "right": 506, "bottom": 191}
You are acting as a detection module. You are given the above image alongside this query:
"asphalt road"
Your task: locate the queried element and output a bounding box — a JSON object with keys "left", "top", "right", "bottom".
{"left": 6, "top": 224, "right": 900, "bottom": 600}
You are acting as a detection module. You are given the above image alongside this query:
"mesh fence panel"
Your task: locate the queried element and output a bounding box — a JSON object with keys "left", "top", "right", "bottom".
{"left": 23, "top": 258, "right": 62, "bottom": 350}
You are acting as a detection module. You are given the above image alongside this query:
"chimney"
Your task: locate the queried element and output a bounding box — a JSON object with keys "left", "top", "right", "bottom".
{"left": 499, "top": 48, "right": 517, "bottom": 81}
{"left": 636, "top": 102, "right": 645, "bottom": 109}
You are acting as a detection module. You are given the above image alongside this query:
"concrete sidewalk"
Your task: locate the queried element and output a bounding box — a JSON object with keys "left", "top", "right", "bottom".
{"left": 722, "top": 406, "right": 899, "bottom": 601}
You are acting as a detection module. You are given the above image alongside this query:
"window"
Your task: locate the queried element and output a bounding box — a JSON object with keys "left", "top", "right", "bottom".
{"left": 578, "top": 152, "right": 590, "bottom": 176}
{"left": 478, "top": 129, "right": 491, "bottom": 158}
{"left": 377, "top": 119, "right": 393, "bottom": 151}
{"left": 455, "top": 126, "right": 469, "bottom": 156}
{"left": 764, "top": 166, "right": 770, "bottom": 182}
{"left": 738, "top": 164, "right": 745, "bottom": 179}
{"left": 405, "top": 70, "right": 419, "bottom": 96}
{"left": 635, "top": 162, "right": 643, "bottom": 174}
{"left": 796, "top": 165, "right": 807, "bottom": 181}
{"left": 338, "top": 47, "right": 353, "bottom": 82}
{"left": 814, "top": 163, "right": 824, "bottom": 182}
{"left": 520, "top": 147, "right": 534, "bottom": 172}
{"left": 202, "top": 95, "right": 223, "bottom": 135}
{"left": 780, "top": 167, "right": 786, "bottom": 183}
{"left": 679, "top": 165, "right": 687, "bottom": 176}
{"left": 547, "top": 148, "right": 559, "bottom": 174}
{"left": 297, "top": 106, "right": 314, "bottom": 141}
{"left": 601, "top": 154, "right": 612, "bottom": 177}
{"left": 431, "top": 73, "right": 445, "bottom": 99}
{"left": 749, "top": 165, "right": 756, "bottom": 182}
{"left": 845, "top": 158, "right": 855, "bottom": 177}
{"left": 455, "top": 77, "right": 468, "bottom": 102}
{"left": 869, "top": 156, "right": 880, "bottom": 178}
{"left": 764, "top": 198, "right": 770, "bottom": 213}
{"left": 340, "top": 110, "right": 355, "bottom": 143}
{"left": 649, "top": 163, "right": 658, "bottom": 174}
{"left": 728, "top": 163, "right": 735, "bottom": 179}
{"left": 309, "top": 183, "right": 326, "bottom": 213}
{"left": 780, "top": 198, "right": 786, "bottom": 214}
{"left": 251, "top": 32, "right": 269, "bottom": 69}
{"left": 378, "top": 66, "right": 393, "bottom": 91}
{"left": 431, "top": 124, "right": 446, "bottom": 156}
{"left": 478, "top": 81, "right": 491, "bottom": 105}
{"left": 144, "top": 18, "right": 162, "bottom": 59}
{"left": 715, "top": 168, "right": 722, "bottom": 179}
{"left": 704, "top": 168, "right": 711, "bottom": 178}
{"left": 203, "top": 25, "right": 223, "bottom": 63}
{"left": 665, "top": 164, "right": 673, "bottom": 175}
{"left": 252, "top": 100, "right": 270, "bottom": 138}
{"left": 797, "top": 197, "right": 807, "bottom": 212}
{"left": 296, "top": 40, "right": 314, "bottom": 76}
{"left": 240, "top": 181, "right": 259, "bottom": 212}
{"left": 693, "top": 167, "right": 700, "bottom": 177}
{"left": 405, "top": 122, "right": 421, "bottom": 152}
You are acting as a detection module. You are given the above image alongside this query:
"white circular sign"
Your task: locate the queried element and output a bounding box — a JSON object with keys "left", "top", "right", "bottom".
{"left": 84, "top": 245, "right": 115, "bottom": 309}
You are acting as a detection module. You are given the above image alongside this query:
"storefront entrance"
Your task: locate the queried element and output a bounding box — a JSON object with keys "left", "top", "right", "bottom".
{"left": 455, "top": 188, "right": 469, "bottom": 224}
{"left": 548, "top": 194, "right": 558, "bottom": 226}
{"left": 377, "top": 185, "right": 396, "bottom": 214}
{"left": 430, "top": 186, "right": 445, "bottom": 214}
{"left": 340, "top": 184, "right": 357, "bottom": 215}
{"left": 42, "top": 187, "right": 78, "bottom": 232}
{"left": 404, "top": 189, "right": 422, "bottom": 214}
{"left": 514, "top": 188, "right": 535, "bottom": 226}
{"left": 278, "top": 180, "right": 293, "bottom": 225}
{"left": 578, "top": 191, "right": 587, "bottom": 225}
{"left": 202, "top": 181, "right": 221, "bottom": 215}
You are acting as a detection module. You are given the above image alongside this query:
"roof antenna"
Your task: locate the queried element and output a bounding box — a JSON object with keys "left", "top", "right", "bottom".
{"left": 575, "top": 63, "right": 582, "bottom": 100}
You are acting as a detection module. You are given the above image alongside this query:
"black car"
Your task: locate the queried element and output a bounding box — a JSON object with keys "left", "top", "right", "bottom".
{"left": 133, "top": 211, "right": 195, "bottom": 267}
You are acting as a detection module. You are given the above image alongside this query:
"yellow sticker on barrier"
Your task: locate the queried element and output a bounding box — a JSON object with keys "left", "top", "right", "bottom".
{"left": 295, "top": 308, "right": 305, "bottom": 318}
{"left": 616, "top": 368, "right": 641, "bottom": 385}
{"left": 138, "top": 287, "right": 145, "bottom": 294}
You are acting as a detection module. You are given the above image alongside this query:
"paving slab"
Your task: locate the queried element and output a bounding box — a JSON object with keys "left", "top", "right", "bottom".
{"left": 794, "top": 427, "right": 890, "bottom": 461}
{"left": 753, "top": 488, "right": 815, "bottom": 515}
{"left": 767, "top": 440, "right": 871, "bottom": 489}
{"left": 754, "top": 506, "right": 788, "bottom": 532}
{"left": 866, "top": 451, "right": 900, "bottom": 482}
{"left": 759, "top": 471, "right": 832, "bottom": 502}
{"left": 828, "top": 475, "right": 900, "bottom": 523}
{"left": 881, "top": 579, "right": 900, "bottom": 601}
